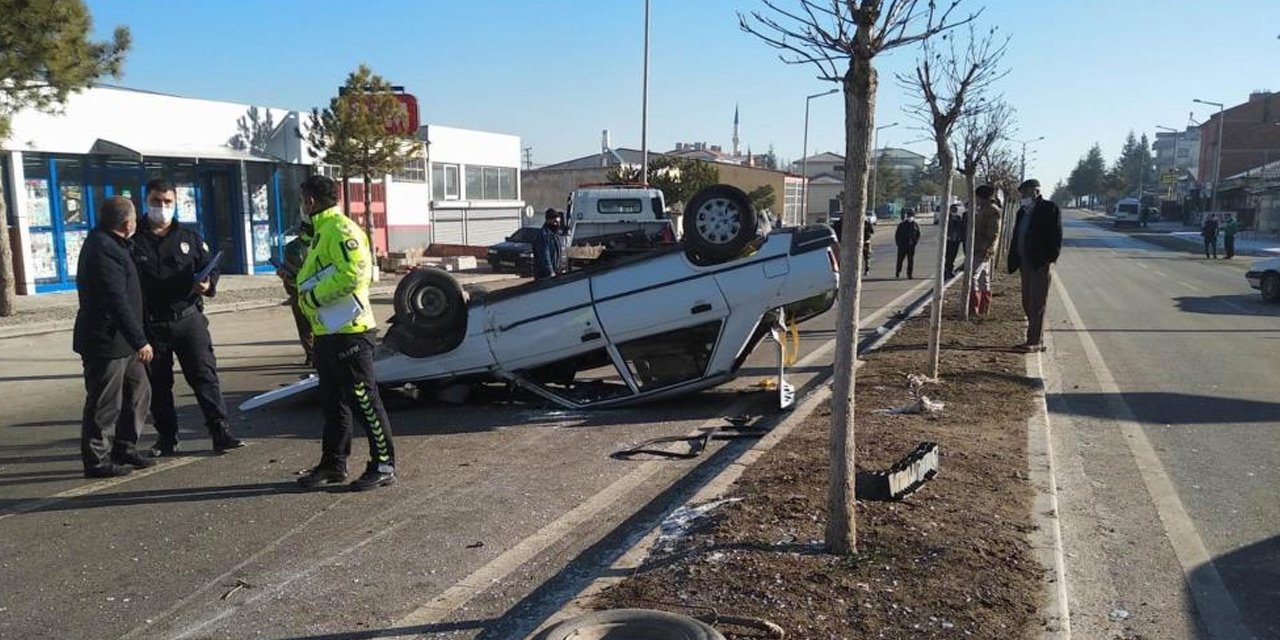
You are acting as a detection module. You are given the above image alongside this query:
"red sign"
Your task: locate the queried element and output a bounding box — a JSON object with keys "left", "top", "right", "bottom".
{"left": 391, "top": 93, "right": 420, "bottom": 136}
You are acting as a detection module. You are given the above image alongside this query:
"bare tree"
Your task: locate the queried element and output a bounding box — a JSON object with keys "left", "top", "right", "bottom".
{"left": 900, "top": 23, "right": 1007, "bottom": 379}
{"left": 957, "top": 99, "right": 1014, "bottom": 319}
{"left": 740, "top": 0, "right": 975, "bottom": 555}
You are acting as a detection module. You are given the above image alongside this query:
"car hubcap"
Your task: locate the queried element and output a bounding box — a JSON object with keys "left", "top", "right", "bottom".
{"left": 694, "top": 197, "right": 742, "bottom": 245}
{"left": 413, "top": 286, "right": 448, "bottom": 318}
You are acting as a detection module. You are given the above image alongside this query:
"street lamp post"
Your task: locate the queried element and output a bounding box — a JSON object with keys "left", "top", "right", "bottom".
{"left": 640, "top": 0, "right": 651, "bottom": 184}
{"left": 1016, "top": 136, "right": 1045, "bottom": 183}
{"left": 800, "top": 88, "right": 839, "bottom": 222}
{"left": 1194, "top": 98, "right": 1226, "bottom": 211}
{"left": 869, "top": 122, "right": 899, "bottom": 219}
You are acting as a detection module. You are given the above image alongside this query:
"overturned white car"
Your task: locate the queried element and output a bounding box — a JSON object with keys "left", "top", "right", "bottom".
{"left": 241, "top": 185, "right": 839, "bottom": 411}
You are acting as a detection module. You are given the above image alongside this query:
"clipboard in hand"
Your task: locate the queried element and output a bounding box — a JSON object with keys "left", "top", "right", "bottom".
{"left": 193, "top": 250, "right": 224, "bottom": 284}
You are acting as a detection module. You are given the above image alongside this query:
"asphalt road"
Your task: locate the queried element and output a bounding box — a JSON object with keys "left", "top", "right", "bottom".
{"left": 1043, "top": 211, "right": 1280, "bottom": 639}
{"left": 0, "top": 222, "right": 944, "bottom": 640}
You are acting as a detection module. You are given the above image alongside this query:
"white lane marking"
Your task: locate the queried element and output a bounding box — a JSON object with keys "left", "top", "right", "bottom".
{"left": 1026, "top": 350, "right": 1071, "bottom": 639}
{"left": 1138, "top": 263, "right": 1151, "bottom": 270}
{"left": 0, "top": 455, "right": 205, "bottom": 521}
{"left": 393, "top": 278, "right": 936, "bottom": 632}
{"left": 1052, "top": 276, "right": 1255, "bottom": 640}
{"left": 1154, "top": 270, "right": 1168, "bottom": 277}
{"left": 1179, "top": 281, "right": 1201, "bottom": 292}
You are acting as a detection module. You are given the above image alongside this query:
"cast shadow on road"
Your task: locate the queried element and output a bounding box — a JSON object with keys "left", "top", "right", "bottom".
{"left": 0, "top": 372, "right": 84, "bottom": 383}
{"left": 273, "top": 420, "right": 776, "bottom": 640}
{"left": 1187, "top": 534, "right": 1280, "bottom": 639}
{"left": 1046, "top": 391, "right": 1280, "bottom": 426}
{"left": 7, "top": 481, "right": 300, "bottom": 515}
{"left": 1173, "top": 295, "right": 1279, "bottom": 317}
{"left": 1061, "top": 237, "right": 1133, "bottom": 249}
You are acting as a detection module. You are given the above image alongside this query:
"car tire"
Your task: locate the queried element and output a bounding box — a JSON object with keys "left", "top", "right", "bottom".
{"left": 535, "top": 609, "right": 724, "bottom": 640}
{"left": 1262, "top": 272, "right": 1280, "bottom": 302}
{"left": 393, "top": 267, "right": 467, "bottom": 335}
{"left": 683, "top": 184, "right": 762, "bottom": 264}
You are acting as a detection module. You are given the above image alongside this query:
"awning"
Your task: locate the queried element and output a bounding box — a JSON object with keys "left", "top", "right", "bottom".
{"left": 88, "top": 138, "right": 281, "bottom": 163}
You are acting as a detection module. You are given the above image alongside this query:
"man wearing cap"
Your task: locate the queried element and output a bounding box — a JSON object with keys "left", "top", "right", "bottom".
{"left": 1006, "top": 179, "right": 1062, "bottom": 352}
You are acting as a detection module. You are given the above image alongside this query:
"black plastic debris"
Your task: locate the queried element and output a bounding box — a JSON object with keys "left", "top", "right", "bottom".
{"left": 856, "top": 441, "right": 939, "bottom": 501}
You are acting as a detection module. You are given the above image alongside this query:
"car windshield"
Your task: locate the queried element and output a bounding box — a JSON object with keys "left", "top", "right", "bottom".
{"left": 507, "top": 227, "right": 540, "bottom": 242}
{"left": 1118, "top": 204, "right": 1138, "bottom": 214}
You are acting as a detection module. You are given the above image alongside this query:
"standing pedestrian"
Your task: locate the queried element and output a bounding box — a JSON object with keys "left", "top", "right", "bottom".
{"left": 295, "top": 175, "right": 397, "bottom": 491}
{"left": 944, "top": 204, "right": 965, "bottom": 279}
{"left": 277, "top": 220, "right": 315, "bottom": 365}
{"left": 895, "top": 211, "right": 921, "bottom": 279}
{"left": 132, "top": 179, "right": 243, "bottom": 457}
{"left": 1201, "top": 214, "right": 1219, "bottom": 259}
{"left": 1006, "top": 179, "right": 1062, "bottom": 353}
{"left": 969, "top": 185, "right": 1003, "bottom": 317}
{"left": 532, "top": 208, "right": 564, "bottom": 280}
{"left": 1222, "top": 216, "right": 1238, "bottom": 259}
{"left": 74, "top": 197, "right": 155, "bottom": 477}
{"left": 862, "top": 216, "right": 875, "bottom": 276}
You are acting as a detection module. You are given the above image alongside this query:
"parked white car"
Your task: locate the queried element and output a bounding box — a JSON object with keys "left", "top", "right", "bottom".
{"left": 1245, "top": 256, "right": 1280, "bottom": 302}
{"left": 242, "top": 185, "right": 839, "bottom": 411}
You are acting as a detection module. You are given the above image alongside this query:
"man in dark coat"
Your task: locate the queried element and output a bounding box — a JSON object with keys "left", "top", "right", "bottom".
{"left": 1007, "top": 179, "right": 1063, "bottom": 352}
{"left": 944, "top": 204, "right": 966, "bottom": 279}
{"left": 532, "top": 208, "right": 564, "bottom": 280}
{"left": 73, "top": 197, "right": 155, "bottom": 478}
{"left": 894, "top": 211, "right": 922, "bottom": 279}
{"left": 1201, "top": 214, "right": 1219, "bottom": 259}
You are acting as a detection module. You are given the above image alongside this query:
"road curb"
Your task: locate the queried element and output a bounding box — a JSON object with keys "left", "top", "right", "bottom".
{"left": 1025, "top": 350, "right": 1072, "bottom": 640}
{"left": 528, "top": 280, "right": 943, "bottom": 638}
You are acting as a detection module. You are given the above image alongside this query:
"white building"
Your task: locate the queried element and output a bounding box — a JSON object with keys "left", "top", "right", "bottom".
{"left": 1, "top": 85, "right": 522, "bottom": 295}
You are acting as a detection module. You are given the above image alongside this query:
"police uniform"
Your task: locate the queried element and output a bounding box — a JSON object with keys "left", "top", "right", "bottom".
{"left": 295, "top": 205, "right": 396, "bottom": 490}
{"left": 132, "top": 223, "right": 242, "bottom": 455}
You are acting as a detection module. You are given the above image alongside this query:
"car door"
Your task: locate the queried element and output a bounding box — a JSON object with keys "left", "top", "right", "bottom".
{"left": 590, "top": 254, "right": 731, "bottom": 392}
{"left": 486, "top": 277, "right": 604, "bottom": 372}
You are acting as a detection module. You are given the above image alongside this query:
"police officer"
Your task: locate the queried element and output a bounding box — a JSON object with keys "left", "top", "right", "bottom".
{"left": 294, "top": 175, "right": 396, "bottom": 491}
{"left": 132, "top": 178, "right": 244, "bottom": 456}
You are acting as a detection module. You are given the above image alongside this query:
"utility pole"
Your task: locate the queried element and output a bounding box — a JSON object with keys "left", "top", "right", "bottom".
{"left": 522, "top": 147, "right": 533, "bottom": 171}
{"left": 1194, "top": 98, "right": 1226, "bottom": 211}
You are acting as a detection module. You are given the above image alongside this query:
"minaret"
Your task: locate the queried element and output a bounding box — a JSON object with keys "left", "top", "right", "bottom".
{"left": 732, "top": 104, "right": 740, "bottom": 157}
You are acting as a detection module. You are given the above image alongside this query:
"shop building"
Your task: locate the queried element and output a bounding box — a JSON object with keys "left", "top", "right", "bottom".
{"left": 1, "top": 85, "right": 524, "bottom": 295}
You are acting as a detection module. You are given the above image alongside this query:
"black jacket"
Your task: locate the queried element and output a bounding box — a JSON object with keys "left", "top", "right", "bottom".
{"left": 132, "top": 223, "right": 219, "bottom": 319}
{"left": 73, "top": 229, "right": 147, "bottom": 359}
{"left": 895, "top": 219, "right": 921, "bottom": 248}
{"left": 531, "top": 225, "right": 562, "bottom": 279}
{"left": 1007, "top": 198, "right": 1063, "bottom": 274}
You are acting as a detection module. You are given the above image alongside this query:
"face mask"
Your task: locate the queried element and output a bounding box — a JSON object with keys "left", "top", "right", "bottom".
{"left": 147, "top": 205, "right": 174, "bottom": 226}
{"left": 300, "top": 201, "right": 313, "bottom": 222}
{"left": 1020, "top": 197, "right": 1033, "bottom": 209}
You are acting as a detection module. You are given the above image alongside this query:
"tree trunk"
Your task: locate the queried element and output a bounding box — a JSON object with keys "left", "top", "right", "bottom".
{"left": 341, "top": 169, "right": 352, "bottom": 217}
{"left": 0, "top": 186, "right": 15, "bottom": 317}
{"left": 826, "top": 55, "right": 876, "bottom": 556}
{"left": 961, "top": 171, "right": 977, "bottom": 320}
{"left": 926, "top": 144, "right": 956, "bottom": 379}
{"left": 362, "top": 171, "right": 374, "bottom": 249}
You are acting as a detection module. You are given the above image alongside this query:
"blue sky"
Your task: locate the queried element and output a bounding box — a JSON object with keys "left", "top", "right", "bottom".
{"left": 84, "top": 0, "right": 1279, "bottom": 189}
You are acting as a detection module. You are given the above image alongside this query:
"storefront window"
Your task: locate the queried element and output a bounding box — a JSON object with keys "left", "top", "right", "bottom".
{"left": 245, "top": 162, "right": 277, "bottom": 266}
{"left": 22, "top": 155, "right": 53, "bottom": 228}
{"left": 56, "top": 158, "right": 87, "bottom": 226}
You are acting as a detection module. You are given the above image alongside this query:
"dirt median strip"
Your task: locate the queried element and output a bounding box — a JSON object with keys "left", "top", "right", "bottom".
{"left": 565, "top": 272, "right": 1046, "bottom": 639}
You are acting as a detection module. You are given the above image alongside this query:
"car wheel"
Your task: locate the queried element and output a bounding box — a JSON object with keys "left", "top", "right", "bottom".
{"left": 682, "top": 184, "right": 762, "bottom": 264}
{"left": 1262, "top": 272, "right": 1280, "bottom": 302}
{"left": 536, "top": 609, "right": 724, "bottom": 640}
{"left": 393, "top": 267, "right": 467, "bottom": 335}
